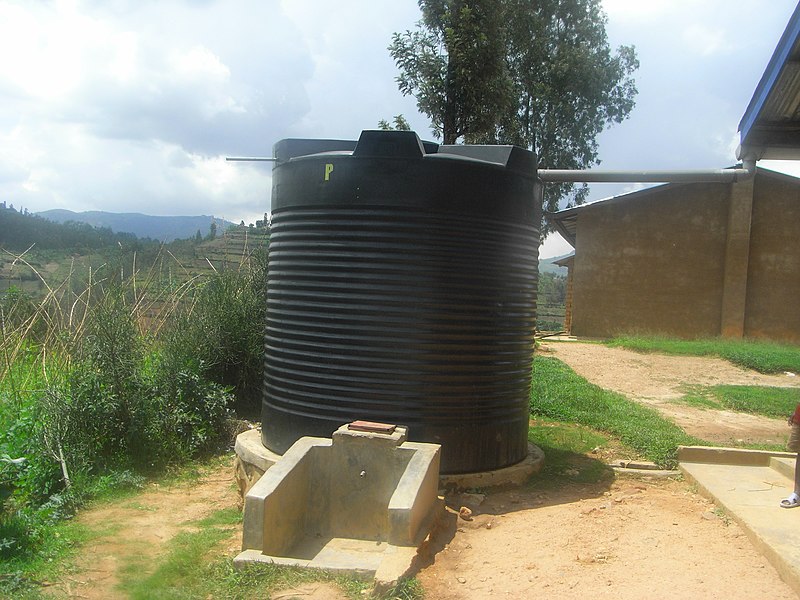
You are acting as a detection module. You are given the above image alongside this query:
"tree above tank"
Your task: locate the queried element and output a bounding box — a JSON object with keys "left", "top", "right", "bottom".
{"left": 388, "top": 0, "right": 639, "bottom": 224}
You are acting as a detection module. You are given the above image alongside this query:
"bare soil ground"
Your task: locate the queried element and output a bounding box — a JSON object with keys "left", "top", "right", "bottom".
{"left": 418, "top": 475, "right": 796, "bottom": 599}
{"left": 53, "top": 342, "right": 800, "bottom": 599}
{"left": 51, "top": 464, "right": 242, "bottom": 599}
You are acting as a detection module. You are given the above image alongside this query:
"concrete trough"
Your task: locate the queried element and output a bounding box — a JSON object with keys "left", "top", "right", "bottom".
{"left": 235, "top": 423, "right": 443, "bottom": 582}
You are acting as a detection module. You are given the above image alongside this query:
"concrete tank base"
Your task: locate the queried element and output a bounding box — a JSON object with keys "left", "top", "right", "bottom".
{"left": 234, "top": 428, "right": 545, "bottom": 499}
{"left": 233, "top": 428, "right": 281, "bottom": 501}
{"left": 439, "top": 443, "right": 545, "bottom": 491}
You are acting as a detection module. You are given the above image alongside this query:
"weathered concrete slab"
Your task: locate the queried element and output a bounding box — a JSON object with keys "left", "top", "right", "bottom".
{"left": 678, "top": 444, "right": 795, "bottom": 466}
{"left": 679, "top": 446, "right": 800, "bottom": 596}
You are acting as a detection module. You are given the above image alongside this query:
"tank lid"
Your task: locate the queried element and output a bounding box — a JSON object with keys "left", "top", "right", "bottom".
{"left": 273, "top": 138, "right": 357, "bottom": 162}
{"left": 352, "top": 130, "right": 427, "bottom": 159}
{"left": 437, "top": 144, "right": 535, "bottom": 175}
{"left": 272, "top": 130, "right": 535, "bottom": 175}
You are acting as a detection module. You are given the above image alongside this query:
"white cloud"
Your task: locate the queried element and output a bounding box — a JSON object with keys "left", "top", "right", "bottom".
{"left": 1, "top": 0, "right": 799, "bottom": 226}
{"left": 682, "top": 24, "right": 732, "bottom": 57}
{"left": 760, "top": 160, "right": 800, "bottom": 179}
{"left": 601, "top": 0, "right": 675, "bottom": 23}
{"left": 0, "top": 0, "right": 319, "bottom": 221}
{"left": 539, "top": 232, "right": 574, "bottom": 259}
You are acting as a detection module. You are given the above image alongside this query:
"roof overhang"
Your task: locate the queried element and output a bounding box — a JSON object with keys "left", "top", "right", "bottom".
{"left": 546, "top": 166, "right": 800, "bottom": 249}
{"left": 739, "top": 2, "right": 800, "bottom": 160}
{"left": 552, "top": 254, "right": 574, "bottom": 267}
{"left": 546, "top": 206, "right": 580, "bottom": 247}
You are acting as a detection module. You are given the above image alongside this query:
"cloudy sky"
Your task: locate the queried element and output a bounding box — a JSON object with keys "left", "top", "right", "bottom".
{"left": 1, "top": 0, "right": 798, "bottom": 257}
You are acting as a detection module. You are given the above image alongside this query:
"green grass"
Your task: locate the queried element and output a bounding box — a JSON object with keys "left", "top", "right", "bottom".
{"left": 531, "top": 355, "right": 701, "bottom": 468}
{"left": 193, "top": 507, "right": 242, "bottom": 528}
{"left": 607, "top": 335, "right": 800, "bottom": 374}
{"left": 677, "top": 384, "right": 800, "bottom": 419}
{"left": 0, "top": 518, "right": 95, "bottom": 600}
{"left": 123, "top": 517, "right": 234, "bottom": 599}
{"left": 0, "top": 456, "right": 229, "bottom": 599}
{"left": 120, "top": 507, "right": 422, "bottom": 600}
{"left": 528, "top": 421, "right": 613, "bottom": 483}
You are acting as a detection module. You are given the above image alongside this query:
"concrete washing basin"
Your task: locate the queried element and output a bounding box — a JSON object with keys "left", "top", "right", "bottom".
{"left": 235, "top": 423, "right": 443, "bottom": 582}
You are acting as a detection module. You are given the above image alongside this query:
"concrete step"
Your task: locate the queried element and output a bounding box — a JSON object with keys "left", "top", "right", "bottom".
{"left": 679, "top": 446, "right": 800, "bottom": 596}
{"left": 771, "top": 456, "right": 797, "bottom": 481}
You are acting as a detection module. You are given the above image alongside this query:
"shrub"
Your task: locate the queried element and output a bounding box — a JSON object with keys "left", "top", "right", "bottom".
{"left": 0, "top": 247, "right": 258, "bottom": 568}
{"left": 165, "top": 256, "right": 267, "bottom": 417}
{"left": 134, "top": 352, "right": 232, "bottom": 468}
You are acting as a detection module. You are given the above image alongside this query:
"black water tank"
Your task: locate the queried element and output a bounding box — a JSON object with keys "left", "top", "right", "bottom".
{"left": 262, "top": 130, "right": 539, "bottom": 474}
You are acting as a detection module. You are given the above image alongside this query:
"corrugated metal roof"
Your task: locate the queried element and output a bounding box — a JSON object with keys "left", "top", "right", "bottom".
{"left": 545, "top": 181, "right": 677, "bottom": 247}
{"left": 546, "top": 167, "right": 800, "bottom": 247}
{"left": 739, "top": 2, "right": 800, "bottom": 160}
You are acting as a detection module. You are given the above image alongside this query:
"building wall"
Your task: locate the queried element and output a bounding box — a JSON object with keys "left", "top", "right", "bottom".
{"left": 570, "top": 183, "right": 731, "bottom": 339}
{"left": 745, "top": 175, "right": 800, "bottom": 343}
{"left": 569, "top": 171, "right": 800, "bottom": 342}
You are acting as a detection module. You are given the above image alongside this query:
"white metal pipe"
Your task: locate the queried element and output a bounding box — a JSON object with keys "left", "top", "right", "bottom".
{"left": 539, "top": 160, "right": 756, "bottom": 184}
{"left": 226, "top": 157, "right": 278, "bottom": 162}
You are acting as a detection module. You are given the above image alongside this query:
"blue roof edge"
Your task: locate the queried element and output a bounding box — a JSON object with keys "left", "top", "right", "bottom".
{"left": 739, "top": 2, "right": 800, "bottom": 143}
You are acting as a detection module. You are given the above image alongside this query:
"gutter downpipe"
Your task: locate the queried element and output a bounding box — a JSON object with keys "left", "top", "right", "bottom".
{"left": 538, "top": 159, "right": 756, "bottom": 184}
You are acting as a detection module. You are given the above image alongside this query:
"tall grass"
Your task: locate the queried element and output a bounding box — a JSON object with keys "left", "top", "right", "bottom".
{"left": 0, "top": 241, "right": 267, "bottom": 587}
{"left": 607, "top": 335, "right": 800, "bottom": 374}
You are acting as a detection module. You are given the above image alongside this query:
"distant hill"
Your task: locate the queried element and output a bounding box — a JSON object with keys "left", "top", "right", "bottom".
{"left": 37, "top": 210, "right": 236, "bottom": 243}
{"left": 539, "top": 253, "right": 571, "bottom": 276}
{"left": 1, "top": 204, "right": 140, "bottom": 252}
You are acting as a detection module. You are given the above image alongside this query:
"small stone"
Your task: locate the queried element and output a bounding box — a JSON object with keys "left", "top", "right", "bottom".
{"left": 457, "top": 577, "right": 467, "bottom": 584}
{"left": 701, "top": 511, "right": 718, "bottom": 521}
{"left": 459, "top": 506, "right": 473, "bottom": 521}
{"left": 460, "top": 492, "right": 486, "bottom": 508}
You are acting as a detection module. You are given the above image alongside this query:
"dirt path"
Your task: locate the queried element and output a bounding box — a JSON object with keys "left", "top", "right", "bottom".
{"left": 542, "top": 341, "right": 800, "bottom": 445}
{"left": 52, "top": 461, "right": 241, "bottom": 599}
{"left": 418, "top": 475, "right": 797, "bottom": 599}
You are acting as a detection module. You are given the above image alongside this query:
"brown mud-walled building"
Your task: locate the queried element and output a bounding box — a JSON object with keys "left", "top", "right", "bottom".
{"left": 548, "top": 167, "right": 800, "bottom": 343}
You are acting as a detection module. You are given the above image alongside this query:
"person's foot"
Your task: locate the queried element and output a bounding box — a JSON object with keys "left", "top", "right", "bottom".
{"left": 781, "top": 492, "right": 800, "bottom": 508}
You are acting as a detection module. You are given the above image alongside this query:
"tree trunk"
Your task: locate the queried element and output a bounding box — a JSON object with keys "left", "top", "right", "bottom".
{"left": 443, "top": 55, "right": 458, "bottom": 144}
{"left": 57, "top": 442, "right": 71, "bottom": 490}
